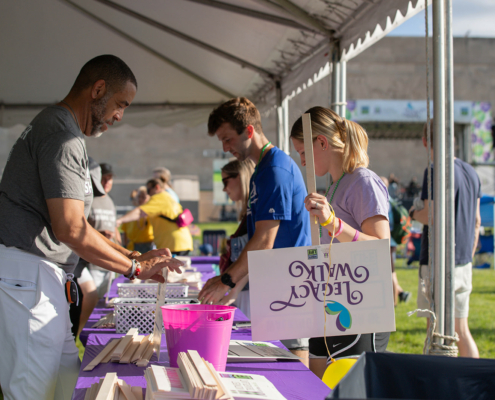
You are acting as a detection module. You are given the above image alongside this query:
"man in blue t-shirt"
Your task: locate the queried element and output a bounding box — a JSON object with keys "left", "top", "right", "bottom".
{"left": 410, "top": 121, "right": 481, "bottom": 358}
{"left": 198, "top": 97, "right": 311, "bottom": 361}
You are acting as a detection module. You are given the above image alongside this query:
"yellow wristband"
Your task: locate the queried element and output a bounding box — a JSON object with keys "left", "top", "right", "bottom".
{"left": 320, "top": 213, "right": 334, "bottom": 227}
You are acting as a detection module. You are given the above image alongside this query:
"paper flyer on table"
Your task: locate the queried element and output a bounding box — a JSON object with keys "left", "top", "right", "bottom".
{"left": 248, "top": 239, "right": 395, "bottom": 342}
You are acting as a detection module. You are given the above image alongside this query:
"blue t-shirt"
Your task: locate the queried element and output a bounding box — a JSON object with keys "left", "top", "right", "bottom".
{"left": 419, "top": 158, "right": 481, "bottom": 265}
{"left": 247, "top": 146, "right": 311, "bottom": 249}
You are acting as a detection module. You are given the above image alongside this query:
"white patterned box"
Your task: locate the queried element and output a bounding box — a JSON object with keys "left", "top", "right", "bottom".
{"left": 117, "top": 283, "right": 188, "bottom": 299}
{"left": 114, "top": 297, "right": 199, "bottom": 334}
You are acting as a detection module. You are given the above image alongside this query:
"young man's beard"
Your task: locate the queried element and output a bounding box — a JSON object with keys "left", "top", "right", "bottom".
{"left": 89, "top": 93, "right": 111, "bottom": 137}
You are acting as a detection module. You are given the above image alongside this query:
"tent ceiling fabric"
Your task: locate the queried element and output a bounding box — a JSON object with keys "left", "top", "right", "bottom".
{"left": 0, "top": 0, "right": 425, "bottom": 128}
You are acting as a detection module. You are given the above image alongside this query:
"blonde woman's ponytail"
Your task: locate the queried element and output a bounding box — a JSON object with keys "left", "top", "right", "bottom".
{"left": 290, "top": 107, "right": 369, "bottom": 174}
{"left": 342, "top": 119, "right": 369, "bottom": 173}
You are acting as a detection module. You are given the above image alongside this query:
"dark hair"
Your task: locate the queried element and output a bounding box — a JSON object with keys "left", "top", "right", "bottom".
{"left": 146, "top": 178, "right": 163, "bottom": 189}
{"left": 207, "top": 97, "right": 262, "bottom": 136}
{"left": 71, "top": 55, "right": 137, "bottom": 95}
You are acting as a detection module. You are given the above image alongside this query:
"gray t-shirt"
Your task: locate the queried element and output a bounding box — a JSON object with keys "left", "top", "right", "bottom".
{"left": 321, "top": 167, "right": 389, "bottom": 244}
{"left": 89, "top": 195, "right": 117, "bottom": 233}
{"left": 0, "top": 105, "right": 93, "bottom": 273}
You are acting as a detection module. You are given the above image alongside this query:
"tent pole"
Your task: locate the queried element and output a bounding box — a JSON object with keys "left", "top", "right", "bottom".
{"left": 433, "top": 0, "right": 446, "bottom": 344}
{"left": 282, "top": 97, "right": 290, "bottom": 154}
{"left": 339, "top": 60, "right": 347, "bottom": 118}
{"left": 276, "top": 80, "right": 284, "bottom": 152}
{"left": 444, "top": 0, "right": 456, "bottom": 344}
{"left": 331, "top": 44, "right": 340, "bottom": 114}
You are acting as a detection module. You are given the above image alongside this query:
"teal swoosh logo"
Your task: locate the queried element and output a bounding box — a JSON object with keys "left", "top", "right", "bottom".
{"left": 325, "top": 300, "right": 352, "bottom": 332}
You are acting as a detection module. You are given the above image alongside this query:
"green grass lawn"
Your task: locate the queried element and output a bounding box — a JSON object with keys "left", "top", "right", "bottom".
{"left": 389, "top": 259, "right": 495, "bottom": 358}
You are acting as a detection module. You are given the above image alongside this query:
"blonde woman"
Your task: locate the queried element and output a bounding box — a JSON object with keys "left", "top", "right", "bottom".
{"left": 121, "top": 187, "right": 155, "bottom": 254}
{"left": 290, "top": 106, "right": 391, "bottom": 379}
{"left": 218, "top": 159, "right": 255, "bottom": 317}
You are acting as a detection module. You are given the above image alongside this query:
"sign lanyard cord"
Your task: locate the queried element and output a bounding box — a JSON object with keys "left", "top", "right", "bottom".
{"left": 319, "top": 172, "right": 345, "bottom": 237}
{"left": 248, "top": 142, "right": 271, "bottom": 208}
{"left": 321, "top": 172, "right": 345, "bottom": 362}
{"left": 324, "top": 204, "right": 337, "bottom": 362}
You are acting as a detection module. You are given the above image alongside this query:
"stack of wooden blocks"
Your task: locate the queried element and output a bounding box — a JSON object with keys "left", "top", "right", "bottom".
{"left": 145, "top": 350, "right": 233, "bottom": 400}
{"left": 84, "top": 372, "right": 143, "bottom": 400}
{"left": 84, "top": 328, "right": 154, "bottom": 371}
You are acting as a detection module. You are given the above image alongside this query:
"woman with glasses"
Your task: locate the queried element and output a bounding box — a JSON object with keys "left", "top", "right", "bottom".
{"left": 290, "top": 106, "right": 391, "bottom": 379}
{"left": 218, "top": 159, "right": 255, "bottom": 317}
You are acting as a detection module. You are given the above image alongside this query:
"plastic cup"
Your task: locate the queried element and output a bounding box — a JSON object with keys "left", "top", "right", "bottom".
{"left": 161, "top": 304, "right": 236, "bottom": 371}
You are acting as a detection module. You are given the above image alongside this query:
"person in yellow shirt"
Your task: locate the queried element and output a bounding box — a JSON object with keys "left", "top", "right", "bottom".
{"left": 121, "top": 186, "right": 155, "bottom": 253}
{"left": 117, "top": 179, "right": 193, "bottom": 255}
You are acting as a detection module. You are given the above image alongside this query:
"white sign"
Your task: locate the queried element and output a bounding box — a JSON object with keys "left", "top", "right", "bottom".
{"left": 248, "top": 239, "right": 395, "bottom": 342}
{"left": 348, "top": 99, "right": 472, "bottom": 123}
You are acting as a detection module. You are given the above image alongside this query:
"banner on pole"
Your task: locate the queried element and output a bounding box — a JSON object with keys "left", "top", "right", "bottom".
{"left": 248, "top": 239, "right": 395, "bottom": 342}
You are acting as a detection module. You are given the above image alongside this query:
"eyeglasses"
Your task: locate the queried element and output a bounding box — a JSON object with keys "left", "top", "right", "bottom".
{"left": 222, "top": 174, "right": 238, "bottom": 189}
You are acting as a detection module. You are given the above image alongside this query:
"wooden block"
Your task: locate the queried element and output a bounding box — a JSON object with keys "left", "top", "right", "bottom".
{"left": 120, "top": 336, "right": 142, "bottom": 363}
{"left": 135, "top": 343, "right": 154, "bottom": 367}
{"left": 131, "top": 387, "right": 143, "bottom": 400}
{"left": 177, "top": 353, "right": 195, "bottom": 398}
{"left": 95, "top": 373, "right": 118, "bottom": 400}
{"left": 187, "top": 350, "right": 217, "bottom": 387}
{"left": 112, "top": 328, "right": 138, "bottom": 361}
{"left": 102, "top": 340, "right": 121, "bottom": 364}
{"left": 205, "top": 361, "right": 234, "bottom": 400}
{"left": 84, "top": 386, "right": 92, "bottom": 400}
{"left": 114, "top": 381, "right": 122, "bottom": 400}
{"left": 84, "top": 339, "right": 121, "bottom": 371}
{"left": 117, "top": 380, "right": 138, "bottom": 400}
{"left": 152, "top": 269, "right": 168, "bottom": 361}
{"left": 131, "top": 335, "right": 151, "bottom": 363}
{"left": 302, "top": 113, "right": 320, "bottom": 246}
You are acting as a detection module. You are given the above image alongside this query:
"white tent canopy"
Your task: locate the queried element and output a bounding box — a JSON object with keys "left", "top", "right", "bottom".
{"left": 0, "top": 0, "right": 426, "bottom": 128}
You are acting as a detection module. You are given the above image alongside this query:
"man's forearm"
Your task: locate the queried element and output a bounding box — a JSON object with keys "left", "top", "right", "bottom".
{"left": 472, "top": 225, "right": 480, "bottom": 259}
{"left": 98, "top": 230, "right": 131, "bottom": 257}
{"left": 64, "top": 221, "right": 133, "bottom": 275}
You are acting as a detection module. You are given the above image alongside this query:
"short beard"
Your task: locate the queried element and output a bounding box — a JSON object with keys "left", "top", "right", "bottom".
{"left": 89, "top": 92, "right": 111, "bottom": 137}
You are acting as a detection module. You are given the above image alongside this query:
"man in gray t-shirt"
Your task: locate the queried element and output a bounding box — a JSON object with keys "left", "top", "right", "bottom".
{"left": 0, "top": 106, "right": 94, "bottom": 273}
{"left": 0, "top": 55, "right": 182, "bottom": 400}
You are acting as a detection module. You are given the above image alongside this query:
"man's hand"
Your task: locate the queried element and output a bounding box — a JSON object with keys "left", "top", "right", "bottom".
{"left": 135, "top": 248, "right": 183, "bottom": 283}
{"left": 198, "top": 276, "right": 229, "bottom": 304}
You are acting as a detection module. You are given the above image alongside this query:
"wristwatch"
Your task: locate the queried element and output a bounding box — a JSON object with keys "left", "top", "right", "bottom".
{"left": 220, "top": 273, "right": 236, "bottom": 289}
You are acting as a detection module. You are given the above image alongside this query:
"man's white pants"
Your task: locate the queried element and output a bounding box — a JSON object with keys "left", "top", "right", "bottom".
{"left": 0, "top": 245, "right": 80, "bottom": 400}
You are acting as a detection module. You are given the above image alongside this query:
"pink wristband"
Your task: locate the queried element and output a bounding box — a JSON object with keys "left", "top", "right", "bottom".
{"left": 329, "top": 218, "right": 344, "bottom": 238}
{"left": 352, "top": 229, "right": 360, "bottom": 242}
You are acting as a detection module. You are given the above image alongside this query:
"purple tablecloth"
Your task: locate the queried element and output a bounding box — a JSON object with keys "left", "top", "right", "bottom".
{"left": 189, "top": 256, "right": 220, "bottom": 264}
{"left": 74, "top": 309, "right": 330, "bottom": 400}
{"left": 79, "top": 266, "right": 218, "bottom": 345}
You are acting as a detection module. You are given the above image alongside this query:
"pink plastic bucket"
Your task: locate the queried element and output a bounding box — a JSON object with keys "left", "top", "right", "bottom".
{"left": 161, "top": 304, "right": 236, "bottom": 371}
